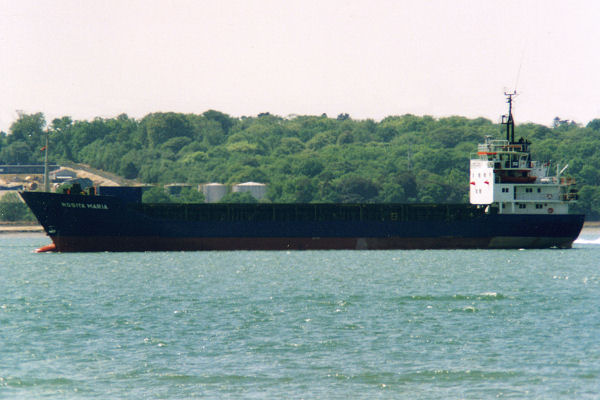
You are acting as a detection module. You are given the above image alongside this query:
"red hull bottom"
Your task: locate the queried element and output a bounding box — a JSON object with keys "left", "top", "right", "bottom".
{"left": 36, "top": 243, "right": 57, "bottom": 253}
{"left": 47, "top": 235, "right": 575, "bottom": 252}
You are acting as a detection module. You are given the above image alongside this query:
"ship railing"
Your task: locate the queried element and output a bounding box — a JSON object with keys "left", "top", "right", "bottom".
{"left": 539, "top": 177, "right": 577, "bottom": 185}
{"left": 512, "top": 193, "right": 578, "bottom": 202}
{"left": 501, "top": 144, "right": 527, "bottom": 152}
{"left": 514, "top": 194, "right": 561, "bottom": 202}
{"left": 476, "top": 142, "right": 531, "bottom": 158}
{"left": 478, "top": 140, "right": 508, "bottom": 152}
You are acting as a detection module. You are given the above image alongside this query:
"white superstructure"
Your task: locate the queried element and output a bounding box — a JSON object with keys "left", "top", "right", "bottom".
{"left": 469, "top": 93, "right": 578, "bottom": 215}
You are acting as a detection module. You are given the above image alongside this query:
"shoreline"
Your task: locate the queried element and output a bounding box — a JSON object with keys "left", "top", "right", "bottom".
{"left": 0, "top": 222, "right": 44, "bottom": 233}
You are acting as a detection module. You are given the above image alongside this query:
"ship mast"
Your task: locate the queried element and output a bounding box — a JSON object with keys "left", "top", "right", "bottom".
{"left": 502, "top": 91, "right": 516, "bottom": 143}
{"left": 43, "top": 130, "right": 50, "bottom": 192}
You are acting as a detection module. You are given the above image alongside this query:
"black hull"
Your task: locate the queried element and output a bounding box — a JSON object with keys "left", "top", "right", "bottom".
{"left": 20, "top": 191, "right": 585, "bottom": 252}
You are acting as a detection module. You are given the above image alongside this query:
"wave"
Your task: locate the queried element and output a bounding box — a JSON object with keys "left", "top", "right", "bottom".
{"left": 574, "top": 236, "right": 600, "bottom": 245}
{"left": 328, "top": 369, "right": 520, "bottom": 384}
{"left": 403, "top": 293, "right": 505, "bottom": 301}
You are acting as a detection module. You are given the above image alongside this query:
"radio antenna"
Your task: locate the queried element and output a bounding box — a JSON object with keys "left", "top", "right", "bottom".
{"left": 514, "top": 47, "right": 526, "bottom": 92}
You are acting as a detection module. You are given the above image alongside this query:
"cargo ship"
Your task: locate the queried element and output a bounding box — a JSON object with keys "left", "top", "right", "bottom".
{"left": 20, "top": 94, "right": 584, "bottom": 252}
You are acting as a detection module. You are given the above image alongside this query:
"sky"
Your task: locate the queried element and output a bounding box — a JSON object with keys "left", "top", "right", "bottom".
{"left": 1, "top": 0, "right": 600, "bottom": 133}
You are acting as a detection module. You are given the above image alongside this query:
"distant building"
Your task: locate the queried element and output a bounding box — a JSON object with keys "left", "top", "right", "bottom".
{"left": 201, "top": 183, "right": 228, "bottom": 203}
{"left": 0, "top": 164, "right": 59, "bottom": 174}
{"left": 0, "top": 185, "right": 24, "bottom": 191}
{"left": 232, "top": 182, "right": 267, "bottom": 201}
{"left": 50, "top": 168, "right": 77, "bottom": 183}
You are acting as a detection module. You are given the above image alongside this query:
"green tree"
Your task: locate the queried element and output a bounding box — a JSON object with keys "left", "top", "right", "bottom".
{"left": 203, "top": 110, "right": 234, "bottom": 134}
{"left": 119, "top": 161, "right": 139, "bottom": 179}
{"left": 293, "top": 177, "right": 316, "bottom": 203}
{"left": 142, "top": 187, "right": 172, "bottom": 203}
{"left": 142, "top": 112, "right": 193, "bottom": 147}
{"left": 335, "top": 176, "right": 379, "bottom": 203}
{"left": 8, "top": 113, "right": 45, "bottom": 145}
{"left": 0, "top": 142, "right": 33, "bottom": 164}
{"left": 0, "top": 193, "right": 35, "bottom": 221}
{"left": 175, "top": 187, "right": 205, "bottom": 203}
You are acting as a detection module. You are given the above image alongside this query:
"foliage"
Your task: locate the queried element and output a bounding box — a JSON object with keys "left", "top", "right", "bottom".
{"left": 141, "top": 186, "right": 172, "bottom": 203}
{"left": 0, "top": 192, "right": 36, "bottom": 221}
{"left": 176, "top": 187, "right": 205, "bottom": 203}
{"left": 141, "top": 186, "right": 205, "bottom": 203}
{"left": 219, "top": 191, "right": 259, "bottom": 203}
{"left": 2, "top": 110, "right": 599, "bottom": 218}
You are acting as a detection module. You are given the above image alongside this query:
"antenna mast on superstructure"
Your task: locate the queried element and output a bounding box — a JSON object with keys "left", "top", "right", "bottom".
{"left": 43, "top": 130, "right": 49, "bottom": 192}
{"left": 501, "top": 91, "right": 517, "bottom": 143}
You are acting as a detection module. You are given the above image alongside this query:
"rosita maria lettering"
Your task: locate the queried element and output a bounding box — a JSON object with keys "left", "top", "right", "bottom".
{"left": 61, "top": 202, "right": 108, "bottom": 210}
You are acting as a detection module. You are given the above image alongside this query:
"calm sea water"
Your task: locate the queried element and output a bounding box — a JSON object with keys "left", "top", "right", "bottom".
{"left": 1, "top": 231, "right": 600, "bottom": 399}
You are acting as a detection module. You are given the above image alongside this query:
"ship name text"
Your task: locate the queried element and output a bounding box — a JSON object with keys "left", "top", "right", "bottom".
{"left": 61, "top": 202, "right": 108, "bottom": 210}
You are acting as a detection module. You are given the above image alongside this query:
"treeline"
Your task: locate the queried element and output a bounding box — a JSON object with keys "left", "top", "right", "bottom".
{"left": 1, "top": 110, "right": 599, "bottom": 218}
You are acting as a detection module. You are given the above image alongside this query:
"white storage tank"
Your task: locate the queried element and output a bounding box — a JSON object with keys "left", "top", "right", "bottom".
{"left": 232, "top": 182, "right": 267, "bottom": 201}
{"left": 201, "top": 183, "right": 228, "bottom": 203}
